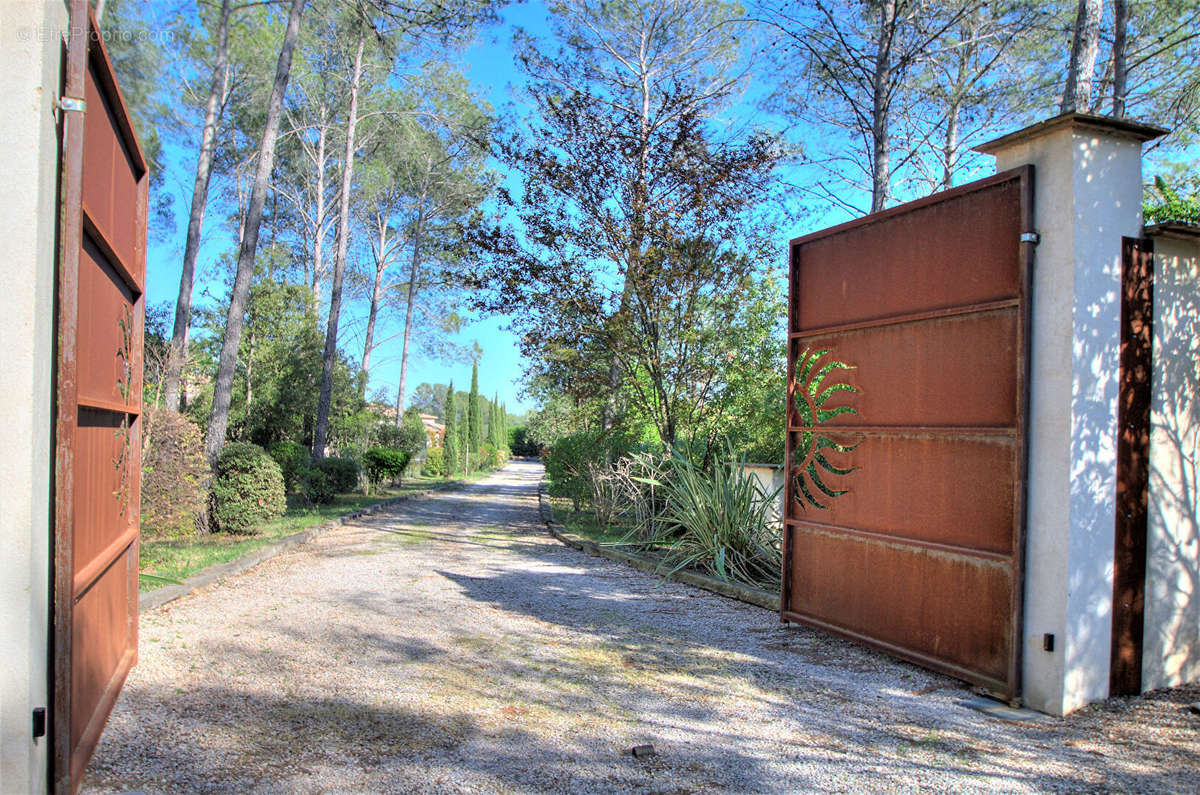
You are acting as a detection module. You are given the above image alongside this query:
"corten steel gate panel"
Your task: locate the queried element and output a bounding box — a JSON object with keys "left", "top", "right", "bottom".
{"left": 782, "top": 168, "right": 1033, "bottom": 700}
{"left": 1110, "top": 237, "right": 1154, "bottom": 696}
{"left": 53, "top": 3, "right": 147, "bottom": 791}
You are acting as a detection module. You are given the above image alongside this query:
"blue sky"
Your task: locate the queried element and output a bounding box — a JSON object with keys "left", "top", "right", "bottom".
{"left": 144, "top": 2, "right": 560, "bottom": 416}
{"left": 144, "top": 0, "right": 1039, "bottom": 420}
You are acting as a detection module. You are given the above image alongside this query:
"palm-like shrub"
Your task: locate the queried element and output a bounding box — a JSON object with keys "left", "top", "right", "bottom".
{"left": 636, "top": 448, "right": 781, "bottom": 589}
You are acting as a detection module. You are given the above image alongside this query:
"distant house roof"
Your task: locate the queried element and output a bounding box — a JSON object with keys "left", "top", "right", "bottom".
{"left": 419, "top": 413, "right": 445, "bottom": 445}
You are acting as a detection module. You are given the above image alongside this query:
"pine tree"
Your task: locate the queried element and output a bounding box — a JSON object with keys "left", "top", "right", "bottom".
{"left": 468, "top": 361, "right": 482, "bottom": 455}
{"left": 205, "top": 0, "right": 307, "bottom": 466}
{"left": 443, "top": 379, "right": 459, "bottom": 475}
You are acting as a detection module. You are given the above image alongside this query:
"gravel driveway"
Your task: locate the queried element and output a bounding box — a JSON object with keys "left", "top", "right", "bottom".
{"left": 85, "top": 460, "right": 1200, "bottom": 793}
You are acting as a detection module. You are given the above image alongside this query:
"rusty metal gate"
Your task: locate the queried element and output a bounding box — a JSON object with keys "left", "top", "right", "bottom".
{"left": 782, "top": 167, "right": 1034, "bottom": 700}
{"left": 53, "top": 3, "right": 147, "bottom": 791}
{"left": 1109, "top": 236, "right": 1154, "bottom": 696}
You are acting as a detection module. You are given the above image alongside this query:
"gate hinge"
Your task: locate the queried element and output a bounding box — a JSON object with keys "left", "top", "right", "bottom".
{"left": 58, "top": 96, "right": 86, "bottom": 113}
{"left": 1020, "top": 231, "right": 1040, "bottom": 245}
{"left": 32, "top": 707, "right": 46, "bottom": 739}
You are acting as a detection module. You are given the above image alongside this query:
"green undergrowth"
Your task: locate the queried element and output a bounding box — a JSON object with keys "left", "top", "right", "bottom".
{"left": 139, "top": 475, "right": 449, "bottom": 591}
{"left": 547, "top": 496, "right": 634, "bottom": 546}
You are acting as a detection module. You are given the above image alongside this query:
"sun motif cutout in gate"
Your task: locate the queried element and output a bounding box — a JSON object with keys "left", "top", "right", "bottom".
{"left": 790, "top": 347, "right": 859, "bottom": 510}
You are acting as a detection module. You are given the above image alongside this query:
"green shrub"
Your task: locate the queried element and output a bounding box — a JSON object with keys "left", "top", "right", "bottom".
{"left": 268, "top": 440, "right": 309, "bottom": 491}
{"left": 478, "top": 443, "right": 506, "bottom": 470}
{"left": 141, "top": 408, "right": 207, "bottom": 537}
{"left": 1144, "top": 175, "right": 1200, "bottom": 225}
{"left": 422, "top": 446, "right": 446, "bottom": 477}
{"left": 545, "top": 433, "right": 592, "bottom": 511}
{"left": 301, "top": 467, "right": 336, "bottom": 505}
{"left": 314, "top": 456, "right": 359, "bottom": 493}
{"left": 397, "top": 409, "right": 430, "bottom": 456}
{"left": 364, "top": 447, "right": 411, "bottom": 489}
{"left": 509, "top": 426, "right": 540, "bottom": 457}
{"left": 209, "top": 442, "right": 286, "bottom": 534}
{"left": 373, "top": 422, "right": 404, "bottom": 448}
{"left": 479, "top": 442, "right": 497, "bottom": 470}
{"left": 545, "top": 428, "right": 638, "bottom": 512}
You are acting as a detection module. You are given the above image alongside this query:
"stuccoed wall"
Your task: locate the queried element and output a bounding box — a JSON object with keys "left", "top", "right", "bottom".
{"left": 1143, "top": 229, "right": 1200, "bottom": 692}
{"left": 741, "top": 463, "right": 786, "bottom": 528}
{"left": 983, "top": 115, "right": 1155, "bottom": 716}
{"left": 0, "top": 2, "right": 68, "bottom": 792}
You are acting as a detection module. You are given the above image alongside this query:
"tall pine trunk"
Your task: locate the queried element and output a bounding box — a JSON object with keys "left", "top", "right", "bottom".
{"left": 1062, "top": 0, "right": 1103, "bottom": 113}
{"left": 870, "top": 0, "right": 896, "bottom": 213}
{"left": 362, "top": 218, "right": 389, "bottom": 390}
{"left": 311, "top": 107, "right": 329, "bottom": 313}
{"left": 165, "top": 0, "right": 230, "bottom": 412}
{"left": 312, "top": 29, "right": 366, "bottom": 461}
{"left": 394, "top": 206, "right": 425, "bottom": 425}
{"left": 205, "top": 0, "right": 307, "bottom": 466}
{"left": 1112, "top": 0, "right": 1128, "bottom": 117}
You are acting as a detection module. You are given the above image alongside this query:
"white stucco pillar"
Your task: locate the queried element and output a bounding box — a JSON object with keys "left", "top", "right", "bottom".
{"left": 976, "top": 114, "right": 1164, "bottom": 716}
{"left": 0, "top": 2, "right": 69, "bottom": 791}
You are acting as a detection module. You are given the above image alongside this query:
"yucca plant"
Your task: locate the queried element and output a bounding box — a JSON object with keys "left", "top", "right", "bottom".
{"left": 630, "top": 445, "right": 782, "bottom": 589}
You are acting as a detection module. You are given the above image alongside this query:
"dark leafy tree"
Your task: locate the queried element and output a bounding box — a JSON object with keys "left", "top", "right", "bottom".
{"left": 473, "top": 0, "right": 782, "bottom": 447}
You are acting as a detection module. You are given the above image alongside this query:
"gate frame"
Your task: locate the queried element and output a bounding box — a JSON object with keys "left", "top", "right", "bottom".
{"left": 780, "top": 167, "right": 1036, "bottom": 701}
{"left": 52, "top": 3, "right": 147, "bottom": 791}
{"left": 1109, "top": 236, "right": 1155, "bottom": 696}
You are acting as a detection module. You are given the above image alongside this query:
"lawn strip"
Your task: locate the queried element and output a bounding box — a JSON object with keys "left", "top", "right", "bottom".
{"left": 139, "top": 475, "right": 452, "bottom": 594}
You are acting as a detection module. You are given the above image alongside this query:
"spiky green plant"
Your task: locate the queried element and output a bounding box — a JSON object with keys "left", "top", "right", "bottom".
{"left": 631, "top": 446, "right": 781, "bottom": 589}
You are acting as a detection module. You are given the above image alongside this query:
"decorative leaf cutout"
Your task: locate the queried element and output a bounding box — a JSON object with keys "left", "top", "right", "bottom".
{"left": 791, "top": 347, "right": 859, "bottom": 511}
{"left": 112, "top": 305, "right": 135, "bottom": 512}
{"left": 814, "top": 451, "right": 855, "bottom": 477}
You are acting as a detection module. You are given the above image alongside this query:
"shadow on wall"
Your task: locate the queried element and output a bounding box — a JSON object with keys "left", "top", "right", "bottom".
{"left": 1063, "top": 140, "right": 1132, "bottom": 707}
{"left": 1146, "top": 235, "right": 1200, "bottom": 690}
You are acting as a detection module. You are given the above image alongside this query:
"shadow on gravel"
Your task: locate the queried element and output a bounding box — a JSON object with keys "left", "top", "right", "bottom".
{"left": 83, "top": 462, "right": 1200, "bottom": 793}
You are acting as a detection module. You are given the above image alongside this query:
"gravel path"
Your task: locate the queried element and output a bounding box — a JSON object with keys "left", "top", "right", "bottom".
{"left": 85, "top": 461, "right": 1200, "bottom": 793}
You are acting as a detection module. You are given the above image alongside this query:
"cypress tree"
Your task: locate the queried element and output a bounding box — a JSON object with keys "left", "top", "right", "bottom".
{"left": 501, "top": 402, "right": 509, "bottom": 452}
{"left": 456, "top": 400, "right": 470, "bottom": 474}
{"left": 490, "top": 393, "right": 502, "bottom": 448}
{"left": 443, "top": 380, "right": 458, "bottom": 475}
{"left": 468, "top": 361, "right": 482, "bottom": 455}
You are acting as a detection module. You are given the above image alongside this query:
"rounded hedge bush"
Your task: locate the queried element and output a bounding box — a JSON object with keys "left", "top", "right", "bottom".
{"left": 301, "top": 467, "right": 336, "bottom": 505}
{"left": 314, "top": 456, "right": 360, "bottom": 492}
{"left": 364, "top": 447, "right": 412, "bottom": 488}
{"left": 209, "top": 442, "right": 286, "bottom": 534}
{"left": 268, "top": 440, "right": 309, "bottom": 492}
